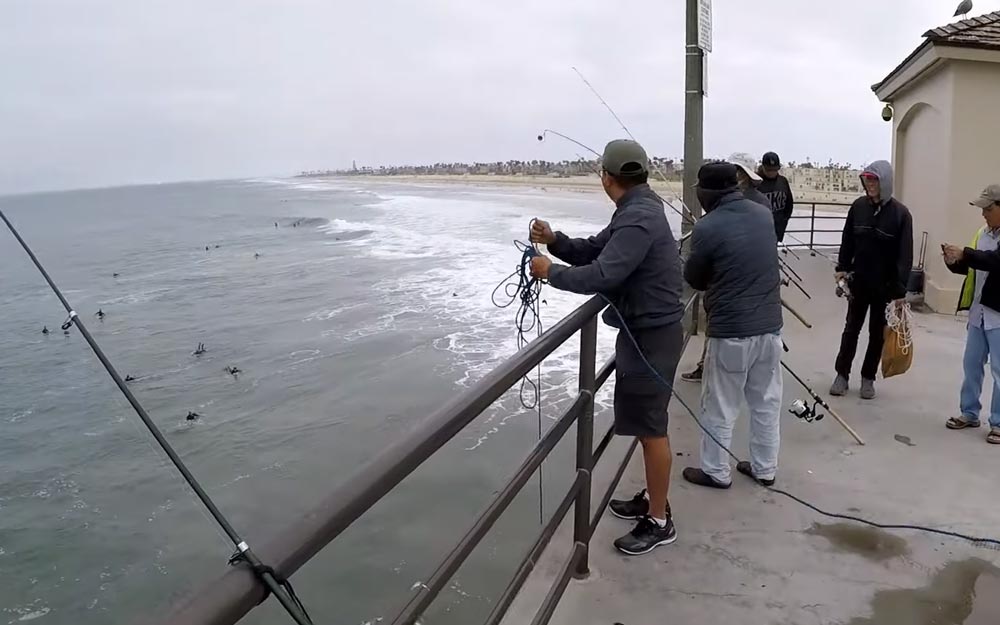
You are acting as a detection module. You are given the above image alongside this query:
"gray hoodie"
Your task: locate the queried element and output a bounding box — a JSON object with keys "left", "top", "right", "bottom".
{"left": 836, "top": 160, "right": 914, "bottom": 298}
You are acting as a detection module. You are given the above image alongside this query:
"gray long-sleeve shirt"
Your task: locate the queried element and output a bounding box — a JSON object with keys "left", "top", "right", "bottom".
{"left": 547, "top": 184, "right": 685, "bottom": 330}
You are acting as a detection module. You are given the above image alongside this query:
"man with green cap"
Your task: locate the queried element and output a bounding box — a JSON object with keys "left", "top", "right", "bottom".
{"left": 529, "top": 139, "right": 686, "bottom": 555}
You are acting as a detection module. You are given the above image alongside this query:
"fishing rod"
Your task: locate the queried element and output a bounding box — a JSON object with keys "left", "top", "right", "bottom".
{"left": 784, "top": 231, "right": 839, "bottom": 265}
{"left": 536, "top": 129, "right": 601, "bottom": 158}
{"left": 0, "top": 209, "right": 314, "bottom": 625}
{"left": 779, "top": 243, "right": 802, "bottom": 261}
{"left": 777, "top": 251, "right": 803, "bottom": 281}
{"left": 570, "top": 67, "right": 693, "bottom": 221}
{"left": 537, "top": 128, "right": 697, "bottom": 231}
{"left": 779, "top": 263, "right": 812, "bottom": 300}
{"left": 781, "top": 340, "right": 864, "bottom": 445}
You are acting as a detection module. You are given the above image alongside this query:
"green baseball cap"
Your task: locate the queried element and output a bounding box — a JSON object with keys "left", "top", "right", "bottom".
{"left": 971, "top": 184, "right": 1000, "bottom": 209}
{"left": 601, "top": 139, "right": 649, "bottom": 177}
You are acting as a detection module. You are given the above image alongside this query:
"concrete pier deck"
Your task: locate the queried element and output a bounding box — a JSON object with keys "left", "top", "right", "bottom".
{"left": 503, "top": 251, "right": 1000, "bottom": 625}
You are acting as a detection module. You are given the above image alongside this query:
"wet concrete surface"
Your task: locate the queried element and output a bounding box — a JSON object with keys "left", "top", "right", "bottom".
{"left": 501, "top": 255, "right": 1000, "bottom": 625}
{"left": 806, "top": 522, "right": 909, "bottom": 562}
{"left": 847, "top": 559, "right": 1000, "bottom": 625}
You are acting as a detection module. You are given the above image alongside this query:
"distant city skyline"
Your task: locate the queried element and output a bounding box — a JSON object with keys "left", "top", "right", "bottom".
{"left": 4, "top": 0, "right": 999, "bottom": 194}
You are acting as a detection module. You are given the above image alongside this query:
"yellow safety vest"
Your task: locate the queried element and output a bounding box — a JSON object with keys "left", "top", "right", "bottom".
{"left": 958, "top": 226, "right": 987, "bottom": 311}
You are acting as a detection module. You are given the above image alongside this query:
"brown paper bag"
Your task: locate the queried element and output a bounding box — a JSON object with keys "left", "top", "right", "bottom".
{"left": 881, "top": 325, "right": 913, "bottom": 378}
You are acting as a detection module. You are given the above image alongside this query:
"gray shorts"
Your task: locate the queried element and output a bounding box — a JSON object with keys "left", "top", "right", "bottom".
{"left": 613, "top": 322, "right": 683, "bottom": 438}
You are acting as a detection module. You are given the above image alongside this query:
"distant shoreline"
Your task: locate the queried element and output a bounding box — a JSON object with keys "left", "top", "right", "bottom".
{"left": 310, "top": 173, "right": 855, "bottom": 211}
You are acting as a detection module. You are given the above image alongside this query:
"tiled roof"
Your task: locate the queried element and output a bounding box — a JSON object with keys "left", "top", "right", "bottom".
{"left": 873, "top": 11, "right": 1000, "bottom": 93}
{"left": 923, "top": 10, "right": 1000, "bottom": 50}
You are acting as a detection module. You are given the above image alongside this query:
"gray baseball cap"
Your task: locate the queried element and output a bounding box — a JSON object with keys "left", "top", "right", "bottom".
{"left": 601, "top": 139, "right": 649, "bottom": 177}
{"left": 971, "top": 184, "right": 1000, "bottom": 209}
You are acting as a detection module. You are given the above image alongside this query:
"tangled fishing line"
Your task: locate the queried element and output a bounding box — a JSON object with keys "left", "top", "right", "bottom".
{"left": 492, "top": 232, "right": 544, "bottom": 410}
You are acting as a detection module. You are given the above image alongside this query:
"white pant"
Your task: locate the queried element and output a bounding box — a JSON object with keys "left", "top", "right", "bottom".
{"left": 699, "top": 334, "right": 783, "bottom": 483}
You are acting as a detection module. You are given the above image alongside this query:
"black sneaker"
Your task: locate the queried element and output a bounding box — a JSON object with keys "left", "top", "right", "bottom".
{"left": 614, "top": 516, "right": 678, "bottom": 556}
{"left": 681, "top": 365, "right": 703, "bottom": 383}
{"left": 609, "top": 489, "right": 649, "bottom": 520}
{"left": 736, "top": 461, "right": 775, "bottom": 487}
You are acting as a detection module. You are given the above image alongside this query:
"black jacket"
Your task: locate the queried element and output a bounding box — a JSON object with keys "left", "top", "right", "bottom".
{"left": 836, "top": 162, "right": 913, "bottom": 300}
{"left": 684, "top": 190, "right": 783, "bottom": 338}
{"left": 547, "top": 184, "right": 685, "bottom": 330}
{"left": 757, "top": 174, "right": 794, "bottom": 242}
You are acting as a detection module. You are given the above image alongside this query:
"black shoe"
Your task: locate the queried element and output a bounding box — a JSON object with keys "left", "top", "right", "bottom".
{"left": 681, "top": 365, "right": 703, "bottom": 382}
{"left": 736, "top": 461, "right": 775, "bottom": 487}
{"left": 614, "top": 516, "right": 677, "bottom": 556}
{"left": 609, "top": 489, "right": 649, "bottom": 520}
{"left": 682, "top": 467, "right": 731, "bottom": 489}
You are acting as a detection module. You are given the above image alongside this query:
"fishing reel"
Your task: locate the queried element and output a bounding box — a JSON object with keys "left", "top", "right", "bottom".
{"left": 836, "top": 273, "right": 854, "bottom": 300}
{"left": 789, "top": 398, "right": 824, "bottom": 423}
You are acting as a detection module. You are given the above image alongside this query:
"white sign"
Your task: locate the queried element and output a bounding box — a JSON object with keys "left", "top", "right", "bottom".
{"left": 698, "top": 0, "right": 713, "bottom": 53}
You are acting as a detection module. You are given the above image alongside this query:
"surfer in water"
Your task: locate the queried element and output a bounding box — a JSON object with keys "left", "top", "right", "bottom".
{"left": 186, "top": 411, "right": 200, "bottom": 421}
{"left": 42, "top": 326, "right": 49, "bottom": 335}
{"left": 226, "top": 366, "right": 241, "bottom": 377}
{"left": 254, "top": 252, "right": 261, "bottom": 259}
{"left": 125, "top": 375, "right": 136, "bottom": 382}
{"left": 193, "top": 342, "right": 206, "bottom": 356}
{"left": 96, "top": 309, "right": 105, "bottom": 320}
{"left": 113, "top": 272, "right": 120, "bottom": 278}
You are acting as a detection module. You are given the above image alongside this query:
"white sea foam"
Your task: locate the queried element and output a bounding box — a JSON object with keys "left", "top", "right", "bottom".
{"left": 322, "top": 185, "right": 620, "bottom": 450}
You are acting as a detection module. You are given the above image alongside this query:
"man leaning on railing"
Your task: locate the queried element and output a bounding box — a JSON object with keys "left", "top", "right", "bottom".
{"left": 528, "top": 139, "right": 686, "bottom": 556}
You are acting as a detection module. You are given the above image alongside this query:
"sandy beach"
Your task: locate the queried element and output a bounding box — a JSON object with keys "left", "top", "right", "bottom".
{"left": 311, "top": 174, "right": 856, "bottom": 209}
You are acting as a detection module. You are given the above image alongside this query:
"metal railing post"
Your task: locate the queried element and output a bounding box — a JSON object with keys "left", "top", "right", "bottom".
{"left": 573, "top": 316, "right": 597, "bottom": 578}
{"left": 809, "top": 203, "right": 816, "bottom": 252}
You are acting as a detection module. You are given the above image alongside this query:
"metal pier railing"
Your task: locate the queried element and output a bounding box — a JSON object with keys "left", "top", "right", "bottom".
{"left": 159, "top": 293, "right": 698, "bottom": 625}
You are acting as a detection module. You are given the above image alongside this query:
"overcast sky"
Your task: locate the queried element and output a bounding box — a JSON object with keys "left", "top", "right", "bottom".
{"left": 2, "top": 0, "right": 997, "bottom": 194}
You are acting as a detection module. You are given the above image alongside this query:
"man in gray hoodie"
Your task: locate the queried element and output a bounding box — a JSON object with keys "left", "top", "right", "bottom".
{"left": 682, "top": 162, "right": 784, "bottom": 489}
{"left": 830, "top": 160, "right": 913, "bottom": 400}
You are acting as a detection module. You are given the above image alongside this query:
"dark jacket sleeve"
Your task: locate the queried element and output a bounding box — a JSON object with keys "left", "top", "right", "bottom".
{"left": 778, "top": 179, "right": 794, "bottom": 242}
{"left": 946, "top": 258, "right": 970, "bottom": 275}
{"left": 547, "top": 225, "right": 651, "bottom": 294}
{"left": 891, "top": 207, "right": 914, "bottom": 299}
{"left": 683, "top": 225, "right": 712, "bottom": 291}
{"left": 548, "top": 227, "right": 611, "bottom": 267}
{"left": 836, "top": 203, "right": 856, "bottom": 273}
{"left": 963, "top": 247, "right": 1000, "bottom": 273}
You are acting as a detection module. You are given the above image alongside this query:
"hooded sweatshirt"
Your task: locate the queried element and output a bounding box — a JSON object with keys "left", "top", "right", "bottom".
{"left": 836, "top": 160, "right": 914, "bottom": 299}
{"left": 756, "top": 172, "right": 795, "bottom": 242}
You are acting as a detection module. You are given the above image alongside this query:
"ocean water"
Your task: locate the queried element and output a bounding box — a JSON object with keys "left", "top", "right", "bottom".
{"left": 0, "top": 178, "right": 681, "bottom": 625}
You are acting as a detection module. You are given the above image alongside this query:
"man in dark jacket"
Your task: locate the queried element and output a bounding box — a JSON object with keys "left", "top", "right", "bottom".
{"left": 680, "top": 161, "right": 770, "bottom": 384}
{"left": 681, "top": 162, "right": 784, "bottom": 489}
{"left": 942, "top": 184, "right": 1000, "bottom": 444}
{"left": 529, "top": 139, "right": 685, "bottom": 555}
{"left": 830, "top": 160, "right": 913, "bottom": 400}
{"left": 757, "top": 151, "right": 795, "bottom": 242}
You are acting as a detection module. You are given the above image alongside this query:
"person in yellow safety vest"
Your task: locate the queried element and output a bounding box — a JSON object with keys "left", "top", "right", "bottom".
{"left": 942, "top": 184, "right": 1000, "bottom": 445}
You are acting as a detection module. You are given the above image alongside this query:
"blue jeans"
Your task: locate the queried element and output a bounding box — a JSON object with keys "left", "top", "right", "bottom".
{"left": 960, "top": 324, "right": 1000, "bottom": 427}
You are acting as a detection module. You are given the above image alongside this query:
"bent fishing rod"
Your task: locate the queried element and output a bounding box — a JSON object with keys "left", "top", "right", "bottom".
{"left": 537, "top": 129, "right": 697, "bottom": 235}
{"left": 0, "top": 209, "right": 314, "bottom": 625}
